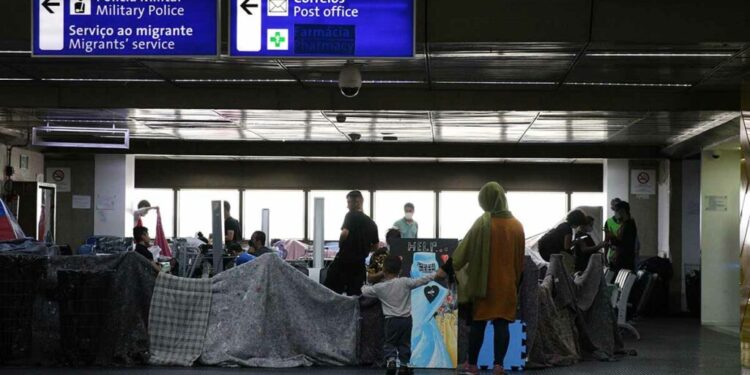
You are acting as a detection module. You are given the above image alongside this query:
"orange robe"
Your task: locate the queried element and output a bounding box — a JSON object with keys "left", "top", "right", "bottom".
{"left": 472, "top": 217, "right": 526, "bottom": 321}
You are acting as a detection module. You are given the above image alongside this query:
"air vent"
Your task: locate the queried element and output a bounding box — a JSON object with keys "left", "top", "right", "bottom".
{"left": 32, "top": 126, "right": 130, "bottom": 149}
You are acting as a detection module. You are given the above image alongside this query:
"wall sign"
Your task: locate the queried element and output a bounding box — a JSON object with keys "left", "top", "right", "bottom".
{"left": 33, "top": 0, "right": 219, "bottom": 56}
{"left": 230, "top": 0, "right": 415, "bottom": 58}
{"left": 630, "top": 169, "right": 656, "bottom": 196}
{"left": 72, "top": 195, "right": 91, "bottom": 209}
{"left": 46, "top": 167, "right": 71, "bottom": 192}
{"left": 705, "top": 195, "right": 728, "bottom": 212}
{"left": 389, "top": 238, "right": 458, "bottom": 369}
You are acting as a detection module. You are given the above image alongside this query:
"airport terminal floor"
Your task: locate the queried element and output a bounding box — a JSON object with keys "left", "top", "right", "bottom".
{"left": 2, "top": 0, "right": 750, "bottom": 374}
{"left": 2, "top": 319, "right": 740, "bottom": 375}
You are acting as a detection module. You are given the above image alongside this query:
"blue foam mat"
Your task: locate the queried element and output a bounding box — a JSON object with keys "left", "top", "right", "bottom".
{"left": 477, "top": 319, "right": 527, "bottom": 371}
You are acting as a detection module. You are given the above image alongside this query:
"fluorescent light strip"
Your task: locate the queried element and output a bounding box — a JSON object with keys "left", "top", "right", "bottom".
{"left": 565, "top": 81, "right": 692, "bottom": 88}
{"left": 434, "top": 80, "right": 558, "bottom": 85}
{"left": 586, "top": 52, "right": 734, "bottom": 57}
{"left": 174, "top": 78, "right": 296, "bottom": 83}
{"left": 362, "top": 80, "right": 424, "bottom": 84}
{"left": 431, "top": 52, "right": 577, "bottom": 58}
{"left": 0, "top": 50, "right": 31, "bottom": 54}
{"left": 302, "top": 79, "right": 424, "bottom": 85}
{"left": 42, "top": 78, "right": 164, "bottom": 82}
{"left": 0, "top": 78, "right": 34, "bottom": 81}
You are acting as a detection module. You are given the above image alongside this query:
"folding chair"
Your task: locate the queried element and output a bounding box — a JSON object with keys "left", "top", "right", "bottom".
{"left": 611, "top": 269, "right": 640, "bottom": 340}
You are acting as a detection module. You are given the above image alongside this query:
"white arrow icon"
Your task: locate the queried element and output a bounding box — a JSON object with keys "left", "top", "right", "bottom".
{"left": 237, "top": 0, "right": 262, "bottom": 52}
{"left": 39, "top": 0, "right": 64, "bottom": 50}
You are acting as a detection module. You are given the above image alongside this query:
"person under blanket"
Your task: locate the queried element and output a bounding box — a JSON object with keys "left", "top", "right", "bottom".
{"left": 361, "top": 254, "right": 448, "bottom": 375}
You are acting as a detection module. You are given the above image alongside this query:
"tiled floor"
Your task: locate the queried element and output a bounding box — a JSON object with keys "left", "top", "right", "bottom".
{"left": 2, "top": 318, "right": 741, "bottom": 375}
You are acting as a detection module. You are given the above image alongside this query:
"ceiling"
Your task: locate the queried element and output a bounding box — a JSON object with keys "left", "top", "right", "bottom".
{"left": 0, "top": 108, "right": 739, "bottom": 146}
{"left": 0, "top": 42, "right": 748, "bottom": 91}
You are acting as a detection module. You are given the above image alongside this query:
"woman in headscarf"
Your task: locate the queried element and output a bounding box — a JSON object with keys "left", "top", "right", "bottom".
{"left": 452, "top": 182, "right": 526, "bottom": 375}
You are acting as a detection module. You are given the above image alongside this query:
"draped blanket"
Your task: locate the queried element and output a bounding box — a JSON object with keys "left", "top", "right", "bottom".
{"left": 200, "top": 255, "right": 360, "bottom": 368}
{"left": 148, "top": 273, "right": 212, "bottom": 366}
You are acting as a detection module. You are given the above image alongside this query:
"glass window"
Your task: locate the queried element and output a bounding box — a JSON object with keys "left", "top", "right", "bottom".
{"left": 177, "top": 189, "right": 240, "bottom": 238}
{"left": 243, "top": 190, "right": 305, "bottom": 240}
{"left": 506, "top": 191, "right": 568, "bottom": 237}
{"left": 439, "top": 191, "right": 483, "bottom": 240}
{"left": 373, "top": 191, "right": 436, "bottom": 239}
{"left": 132, "top": 188, "right": 174, "bottom": 238}
{"left": 308, "top": 190, "right": 371, "bottom": 241}
{"left": 571, "top": 192, "right": 605, "bottom": 211}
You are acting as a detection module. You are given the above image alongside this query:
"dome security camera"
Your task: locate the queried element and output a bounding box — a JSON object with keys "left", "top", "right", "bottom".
{"left": 711, "top": 150, "right": 721, "bottom": 159}
{"left": 338, "top": 63, "right": 362, "bottom": 98}
{"left": 336, "top": 114, "right": 347, "bottom": 123}
{"left": 349, "top": 133, "right": 362, "bottom": 142}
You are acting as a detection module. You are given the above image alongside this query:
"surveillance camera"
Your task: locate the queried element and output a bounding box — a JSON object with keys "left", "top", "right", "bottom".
{"left": 336, "top": 114, "right": 347, "bottom": 123}
{"left": 711, "top": 151, "right": 721, "bottom": 159}
{"left": 349, "top": 133, "right": 362, "bottom": 142}
{"left": 338, "top": 64, "right": 362, "bottom": 98}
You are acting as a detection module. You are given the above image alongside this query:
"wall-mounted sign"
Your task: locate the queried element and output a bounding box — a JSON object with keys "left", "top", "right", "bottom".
{"left": 46, "top": 167, "right": 71, "bottom": 192}
{"left": 630, "top": 169, "right": 656, "bottom": 196}
{"left": 33, "top": 0, "right": 219, "bottom": 57}
{"left": 230, "top": 0, "right": 415, "bottom": 58}
{"left": 705, "top": 195, "right": 728, "bottom": 212}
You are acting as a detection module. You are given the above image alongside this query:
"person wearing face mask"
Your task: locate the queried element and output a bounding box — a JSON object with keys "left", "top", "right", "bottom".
{"left": 393, "top": 203, "right": 418, "bottom": 239}
{"left": 610, "top": 201, "right": 638, "bottom": 273}
{"left": 572, "top": 216, "right": 608, "bottom": 273}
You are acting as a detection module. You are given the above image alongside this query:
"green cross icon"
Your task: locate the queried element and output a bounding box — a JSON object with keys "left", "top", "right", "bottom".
{"left": 270, "top": 32, "right": 286, "bottom": 48}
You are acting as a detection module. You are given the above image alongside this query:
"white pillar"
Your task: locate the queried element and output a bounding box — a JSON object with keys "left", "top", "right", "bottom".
{"left": 211, "top": 200, "right": 224, "bottom": 274}
{"left": 262, "top": 208, "right": 270, "bottom": 246}
{"left": 604, "top": 159, "right": 629, "bottom": 215}
{"left": 94, "top": 155, "right": 135, "bottom": 237}
{"left": 657, "top": 160, "right": 671, "bottom": 257}
{"left": 700, "top": 148, "right": 740, "bottom": 333}
{"left": 313, "top": 198, "right": 325, "bottom": 269}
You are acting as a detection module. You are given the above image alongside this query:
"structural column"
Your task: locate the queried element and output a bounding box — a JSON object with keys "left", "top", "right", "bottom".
{"left": 741, "top": 81, "right": 750, "bottom": 367}
{"left": 604, "top": 159, "right": 629, "bottom": 213}
{"left": 94, "top": 154, "right": 135, "bottom": 237}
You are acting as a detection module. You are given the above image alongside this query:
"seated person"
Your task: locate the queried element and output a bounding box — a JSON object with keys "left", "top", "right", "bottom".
{"left": 133, "top": 226, "right": 154, "bottom": 262}
{"left": 249, "top": 231, "right": 274, "bottom": 257}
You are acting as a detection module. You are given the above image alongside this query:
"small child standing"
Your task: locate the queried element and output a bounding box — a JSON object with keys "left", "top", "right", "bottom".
{"left": 361, "top": 254, "right": 448, "bottom": 375}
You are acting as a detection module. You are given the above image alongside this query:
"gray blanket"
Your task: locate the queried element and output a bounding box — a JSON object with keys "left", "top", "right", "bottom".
{"left": 574, "top": 254, "right": 604, "bottom": 311}
{"left": 527, "top": 255, "right": 581, "bottom": 368}
{"left": 200, "top": 254, "right": 360, "bottom": 368}
{"left": 149, "top": 273, "right": 212, "bottom": 366}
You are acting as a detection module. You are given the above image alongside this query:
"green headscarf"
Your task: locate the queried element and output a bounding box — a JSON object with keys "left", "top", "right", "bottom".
{"left": 452, "top": 182, "right": 514, "bottom": 303}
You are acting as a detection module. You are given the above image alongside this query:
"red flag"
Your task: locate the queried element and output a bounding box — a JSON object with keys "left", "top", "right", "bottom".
{"left": 154, "top": 208, "right": 172, "bottom": 257}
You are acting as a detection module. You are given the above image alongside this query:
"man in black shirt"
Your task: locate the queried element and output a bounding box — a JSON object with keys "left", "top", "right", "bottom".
{"left": 133, "top": 226, "right": 154, "bottom": 262}
{"left": 224, "top": 201, "right": 242, "bottom": 253}
{"left": 324, "top": 190, "right": 379, "bottom": 296}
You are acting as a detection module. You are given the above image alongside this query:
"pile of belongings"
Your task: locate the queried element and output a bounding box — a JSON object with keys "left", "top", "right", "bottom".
{"left": 0, "top": 252, "right": 360, "bottom": 368}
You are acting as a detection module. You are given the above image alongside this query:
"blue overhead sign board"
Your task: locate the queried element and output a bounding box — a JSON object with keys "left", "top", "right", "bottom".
{"left": 32, "top": 0, "right": 219, "bottom": 57}
{"left": 230, "top": 0, "right": 415, "bottom": 58}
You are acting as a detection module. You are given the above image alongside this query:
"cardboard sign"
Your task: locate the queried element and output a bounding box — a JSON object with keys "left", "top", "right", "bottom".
{"left": 389, "top": 238, "right": 458, "bottom": 369}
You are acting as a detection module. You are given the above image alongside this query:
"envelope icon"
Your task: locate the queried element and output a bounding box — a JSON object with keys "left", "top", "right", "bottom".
{"left": 268, "top": 0, "right": 288, "bottom": 16}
